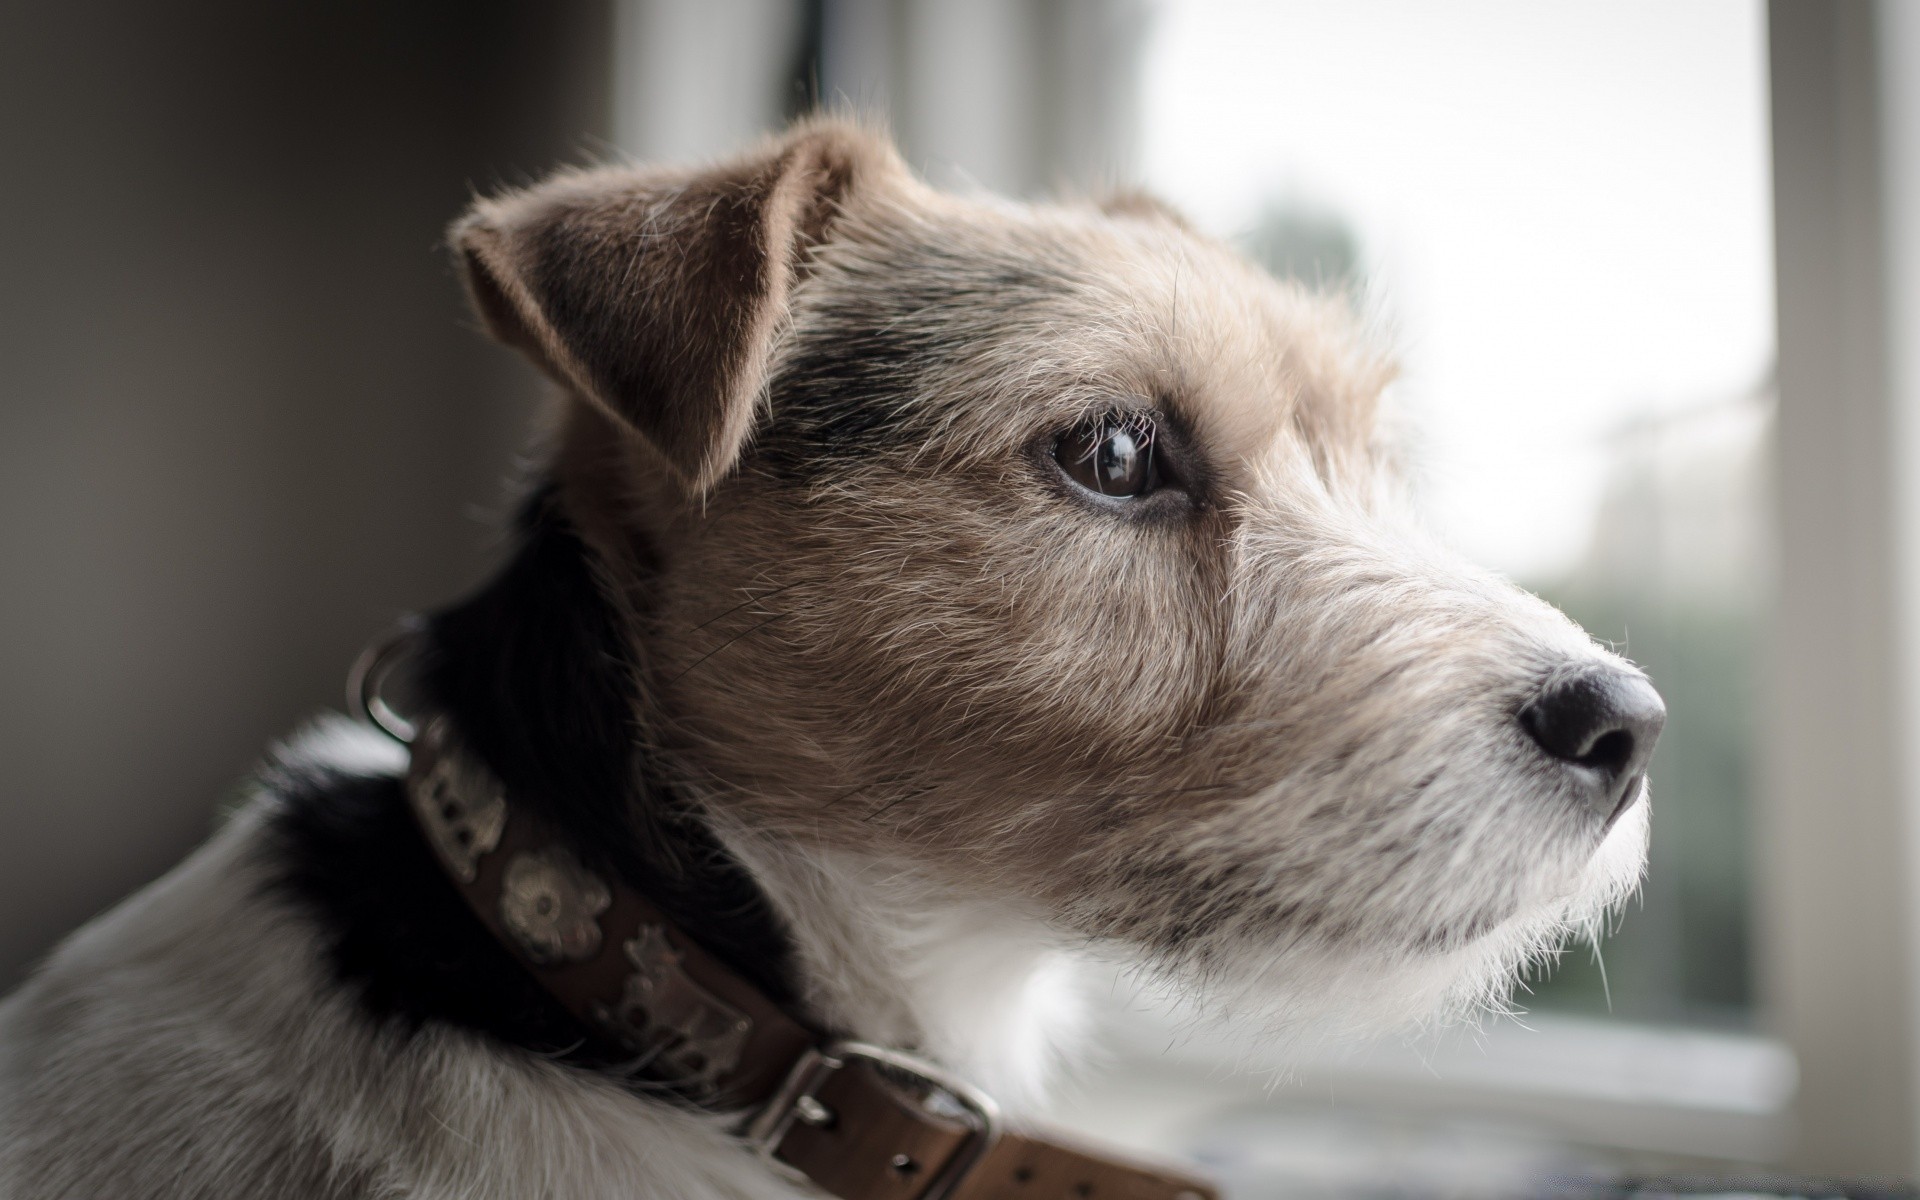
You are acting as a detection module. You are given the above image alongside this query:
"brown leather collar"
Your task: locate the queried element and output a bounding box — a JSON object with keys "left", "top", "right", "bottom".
{"left": 404, "top": 718, "right": 1218, "bottom": 1200}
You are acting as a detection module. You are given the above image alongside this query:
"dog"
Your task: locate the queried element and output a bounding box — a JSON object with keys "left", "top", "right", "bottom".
{"left": 0, "top": 119, "right": 1661, "bottom": 1199}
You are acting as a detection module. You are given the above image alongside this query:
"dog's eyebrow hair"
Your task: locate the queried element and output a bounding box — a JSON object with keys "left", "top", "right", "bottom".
{"left": 755, "top": 237, "right": 1077, "bottom": 478}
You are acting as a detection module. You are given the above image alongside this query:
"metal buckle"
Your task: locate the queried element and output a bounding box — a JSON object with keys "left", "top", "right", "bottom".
{"left": 347, "top": 626, "right": 424, "bottom": 744}
{"left": 743, "top": 1041, "right": 1003, "bottom": 1200}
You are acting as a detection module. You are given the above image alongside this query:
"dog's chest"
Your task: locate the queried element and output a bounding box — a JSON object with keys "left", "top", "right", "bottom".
{"left": 0, "top": 779, "right": 817, "bottom": 1200}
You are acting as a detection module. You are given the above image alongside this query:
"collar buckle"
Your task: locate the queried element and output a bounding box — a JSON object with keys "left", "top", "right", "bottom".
{"left": 744, "top": 1040, "right": 1003, "bottom": 1200}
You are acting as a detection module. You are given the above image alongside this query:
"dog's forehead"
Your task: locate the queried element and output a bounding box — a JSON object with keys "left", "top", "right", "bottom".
{"left": 801, "top": 191, "right": 1388, "bottom": 486}
{"left": 1062, "top": 211, "right": 1385, "bottom": 480}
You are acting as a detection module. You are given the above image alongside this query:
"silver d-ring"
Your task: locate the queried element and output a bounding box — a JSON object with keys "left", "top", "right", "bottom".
{"left": 346, "top": 626, "right": 424, "bottom": 744}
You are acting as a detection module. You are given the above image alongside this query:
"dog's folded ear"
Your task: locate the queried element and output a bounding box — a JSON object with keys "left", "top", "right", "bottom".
{"left": 453, "top": 122, "right": 895, "bottom": 492}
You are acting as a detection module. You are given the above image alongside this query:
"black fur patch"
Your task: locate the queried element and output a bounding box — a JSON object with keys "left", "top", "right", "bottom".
{"left": 758, "top": 238, "right": 1071, "bottom": 478}
{"left": 267, "top": 760, "right": 612, "bottom": 1061}
{"left": 267, "top": 488, "right": 798, "bottom": 1074}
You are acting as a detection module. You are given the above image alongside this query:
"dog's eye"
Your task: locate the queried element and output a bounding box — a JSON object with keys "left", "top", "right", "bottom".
{"left": 1054, "top": 414, "right": 1163, "bottom": 499}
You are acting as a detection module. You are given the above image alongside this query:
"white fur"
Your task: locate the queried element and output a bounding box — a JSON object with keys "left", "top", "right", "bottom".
{"left": 1201, "top": 784, "right": 1649, "bottom": 1051}
{"left": 280, "top": 712, "right": 412, "bottom": 778}
{"left": 713, "top": 822, "right": 1090, "bottom": 1111}
{"left": 0, "top": 723, "right": 1089, "bottom": 1198}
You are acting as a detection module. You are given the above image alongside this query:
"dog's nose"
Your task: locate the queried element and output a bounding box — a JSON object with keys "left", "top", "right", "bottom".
{"left": 1520, "top": 666, "right": 1666, "bottom": 825}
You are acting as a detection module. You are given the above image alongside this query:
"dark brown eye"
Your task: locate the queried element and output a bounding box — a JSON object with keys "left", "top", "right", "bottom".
{"left": 1053, "top": 413, "right": 1163, "bottom": 499}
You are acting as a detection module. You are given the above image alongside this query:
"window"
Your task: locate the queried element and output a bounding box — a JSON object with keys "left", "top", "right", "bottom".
{"left": 1028, "top": 4, "right": 1786, "bottom": 1187}
{"left": 621, "top": 0, "right": 1920, "bottom": 1182}
{"left": 1135, "top": 4, "right": 1774, "bottom": 1035}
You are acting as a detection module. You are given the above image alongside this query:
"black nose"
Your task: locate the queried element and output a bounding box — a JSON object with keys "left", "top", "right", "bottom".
{"left": 1520, "top": 666, "right": 1666, "bottom": 826}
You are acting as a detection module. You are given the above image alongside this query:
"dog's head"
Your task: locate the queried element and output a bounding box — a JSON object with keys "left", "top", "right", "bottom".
{"left": 453, "top": 120, "right": 1660, "bottom": 1035}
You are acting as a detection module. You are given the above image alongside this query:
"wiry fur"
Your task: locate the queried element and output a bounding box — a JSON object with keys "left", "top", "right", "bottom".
{"left": 610, "top": 124, "right": 1647, "bottom": 1034}
{"left": 0, "top": 119, "right": 1652, "bottom": 1197}
{"left": 0, "top": 722, "right": 1095, "bottom": 1198}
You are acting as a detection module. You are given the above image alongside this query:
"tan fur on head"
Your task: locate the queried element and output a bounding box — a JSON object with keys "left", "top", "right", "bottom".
{"left": 453, "top": 119, "right": 1650, "bottom": 1042}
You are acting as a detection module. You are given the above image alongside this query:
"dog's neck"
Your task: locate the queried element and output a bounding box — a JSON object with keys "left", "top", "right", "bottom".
{"left": 404, "top": 489, "right": 1081, "bottom": 1107}
{"left": 711, "top": 831, "right": 1085, "bottom": 1108}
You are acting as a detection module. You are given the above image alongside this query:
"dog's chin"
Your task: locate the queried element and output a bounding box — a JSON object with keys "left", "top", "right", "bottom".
{"left": 1160, "top": 790, "right": 1650, "bottom": 1052}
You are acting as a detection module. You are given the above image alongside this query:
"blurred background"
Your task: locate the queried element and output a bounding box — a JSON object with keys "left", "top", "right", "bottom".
{"left": 3, "top": 0, "right": 1919, "bottom": 1193}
